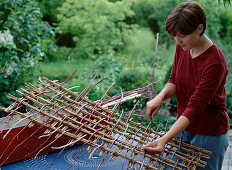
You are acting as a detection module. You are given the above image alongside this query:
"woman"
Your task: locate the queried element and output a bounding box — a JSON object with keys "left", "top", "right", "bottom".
{"left": 142, "top": 1, "right": 229, "bottom": 169}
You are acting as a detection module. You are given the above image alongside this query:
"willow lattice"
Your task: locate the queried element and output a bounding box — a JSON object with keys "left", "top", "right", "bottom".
{"left": 0, "top": 76, "right": 211, "bottom": 169}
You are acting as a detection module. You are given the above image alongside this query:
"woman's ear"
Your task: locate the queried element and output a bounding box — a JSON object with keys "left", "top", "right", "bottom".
{"left": 197, "top": 24, "right": 204, "bottom": 34}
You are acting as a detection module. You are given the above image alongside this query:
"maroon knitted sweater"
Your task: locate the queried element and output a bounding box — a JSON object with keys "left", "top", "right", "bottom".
{"left": 168, "top": 43, "right": 229, "bottom": 135}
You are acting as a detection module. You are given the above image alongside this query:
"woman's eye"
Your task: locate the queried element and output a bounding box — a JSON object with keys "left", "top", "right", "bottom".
{"left": 180, "top": 35, "right": 185, "bottom": 38}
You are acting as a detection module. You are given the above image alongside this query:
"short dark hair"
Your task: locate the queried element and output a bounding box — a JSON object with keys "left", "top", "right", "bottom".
{"left": 165, "top": 1, "right": 207, "bottom": 36}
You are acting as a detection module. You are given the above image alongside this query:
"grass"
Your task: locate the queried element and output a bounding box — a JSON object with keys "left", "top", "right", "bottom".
{"left": 36, "top": 58, "right": 97, "bottom": 81}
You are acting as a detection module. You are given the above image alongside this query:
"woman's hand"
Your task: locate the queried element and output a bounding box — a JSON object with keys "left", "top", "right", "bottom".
{"left": 146, "top": 83, "right": 176, "bottom": 120}
{"left": 142, "top": 137, "right": 168, "bottom": 154}
{"left": 146, "top": 95, "right": 163, "bottom": 120}
{"left": 143, "top": 116, "right": 190, "bottom": 154}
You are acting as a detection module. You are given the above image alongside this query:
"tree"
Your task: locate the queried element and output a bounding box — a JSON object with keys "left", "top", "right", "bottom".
{"left": 56, "top": 0, "right": 137, "bottom": 58}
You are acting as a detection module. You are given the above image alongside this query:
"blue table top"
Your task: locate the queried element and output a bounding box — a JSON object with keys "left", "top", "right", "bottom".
{"left": 1, "top": 141, "right": 143, "bottom": 170}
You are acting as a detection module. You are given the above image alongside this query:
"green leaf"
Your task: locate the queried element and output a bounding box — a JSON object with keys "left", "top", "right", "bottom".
{"left": 15, "top": 48, "right": 24, "bottom": 53}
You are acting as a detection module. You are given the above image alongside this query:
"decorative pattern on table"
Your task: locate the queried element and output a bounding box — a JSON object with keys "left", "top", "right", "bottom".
{"left": 64, "top": 142, "right": 122, "bottom": 168}
{"left": 12, "top": 144, "right": 124, "bottom": 169}
{"left": 0, "top": 71, "right": 212, "bottom": 170}
{"left": 23, "top": 154, "right": 50, "bottom": 169}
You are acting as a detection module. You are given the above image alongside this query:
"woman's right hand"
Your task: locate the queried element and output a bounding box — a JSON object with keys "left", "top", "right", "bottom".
{"left": 146, "top": 94, "right": 163, "bottom": 120}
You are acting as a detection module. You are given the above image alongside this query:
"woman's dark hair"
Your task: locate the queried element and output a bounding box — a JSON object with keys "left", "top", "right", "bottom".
{"left": 165, "top": 1, "right": 207, "bottom": 36}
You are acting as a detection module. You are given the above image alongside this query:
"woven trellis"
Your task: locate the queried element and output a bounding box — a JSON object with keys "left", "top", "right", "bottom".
{"left": 0, "top": 76, "right": 211, "bottom": 169}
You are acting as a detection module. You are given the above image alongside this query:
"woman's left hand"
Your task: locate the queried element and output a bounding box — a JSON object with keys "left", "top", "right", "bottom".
{"left": 143, "top": 116, "right": 190, "bottom": 154}
{"left": 142, "top": 137, "right": 167, "bottom": 154}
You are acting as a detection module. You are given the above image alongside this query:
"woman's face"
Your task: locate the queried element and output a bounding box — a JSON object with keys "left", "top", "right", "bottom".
{"left": 174, "top": 25, "right": 203, "bottom": 50}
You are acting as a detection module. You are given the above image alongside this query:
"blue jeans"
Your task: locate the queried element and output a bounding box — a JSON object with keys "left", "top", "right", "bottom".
{"left": 166, "top": 131, "right": 229, "bottom": 170}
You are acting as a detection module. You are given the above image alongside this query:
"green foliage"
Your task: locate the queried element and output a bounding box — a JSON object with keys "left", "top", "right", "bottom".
{"left": 199, "top": 1, "right": 223, "bottom": 41}
{"left": 94, "top": 53, "right": 122, "bottom": 82}
{"left": 67, "top": 53, "right": 123, "bottom": 101}
{"left": 121, "top": 28, "right": 175, "bottom": 89}
{"left": 217, "top": 9, "right": 232, "bottom": 43}
{"left": 122, "top": 28, "right": 156, "bottom": 69}
{"left": 141, "top": 0, "right": 182, "bottom": 45}
{"left": 222, "top": 42, "right": 232, "bottom": 127}
{"left": 49, "top": 46, "right": 74, "bottom": 61}
{"left": 116, "top": 67, "right": 152, "bottom": 92}
{"left": 39, "top": 0, "right": 65, "bottom": 25}
{"left": 0, "top": 0, "right": 55, "bottom": 115}
{"left": 56, "top": 0, "right": 137, "bottom": 58}
{"left": 40, "top": 52, "right": 123, "bottom": 101}
{"left": 130, "top": 0, "right": 155, "bottom": 27}
{"left": 218, "top": 0, "right": 231, "bottom": 6}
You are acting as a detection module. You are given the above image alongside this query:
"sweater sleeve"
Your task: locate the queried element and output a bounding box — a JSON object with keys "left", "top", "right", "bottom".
{"left": 182, "top": 63, "right": 227, "bottom": 120}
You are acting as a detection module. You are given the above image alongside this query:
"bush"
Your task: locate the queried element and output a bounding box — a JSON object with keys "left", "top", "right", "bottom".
{"left": 217, "top": 7, "right": 232, "bottom": 43}
{"left": 56, "top": 0, "right": 137, "bottom": 58}
{"left": 0, "top": 0, "right": 55, "bottom": 116}
{"left": 118, "top": 68, "right": 152, "bottom": 91}
{"left": 130, "top": 0, "right": 156, "bottom": 27}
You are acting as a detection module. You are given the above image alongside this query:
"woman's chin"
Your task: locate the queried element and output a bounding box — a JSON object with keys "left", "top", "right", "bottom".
{"left": 180, "top": 45, "right": 189, "bottom": 51}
